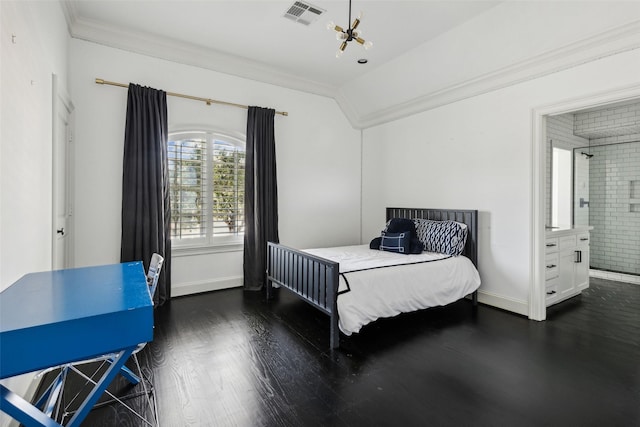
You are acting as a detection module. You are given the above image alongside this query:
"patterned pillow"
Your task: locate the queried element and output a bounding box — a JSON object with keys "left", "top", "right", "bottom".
{"left": 383, "top": 218, "right": 423, "bottom": 254}
{"left": 379, "top": 231, "right": 411, "bottom": 254}
{"left": 413, "top": 219, "right": 468, "bottom": 256}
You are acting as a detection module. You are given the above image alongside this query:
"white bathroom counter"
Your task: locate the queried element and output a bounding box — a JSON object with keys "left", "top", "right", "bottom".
{"left": 545, "top": 225, "right": 593, "bottom": 238}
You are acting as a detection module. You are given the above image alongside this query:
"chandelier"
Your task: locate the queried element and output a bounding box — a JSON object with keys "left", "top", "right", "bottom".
{"left": 326, "top": 0, "right": 373, "bottom": 58}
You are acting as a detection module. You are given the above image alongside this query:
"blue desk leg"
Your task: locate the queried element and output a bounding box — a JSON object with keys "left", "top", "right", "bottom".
{"left": 66, "top": 347, "right": 135, "bottom": 427}
{"left": 0, "top": 385, "right": 62, "bottom": 427}
{"left": 113, "top": 358, "right": 141, "bottom": 385}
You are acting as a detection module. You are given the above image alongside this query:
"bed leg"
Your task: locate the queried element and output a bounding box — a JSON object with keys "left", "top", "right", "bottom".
{"left": 472, "top": 291, "right": 478, "bottom": 306}
{"left": 330, "top": 312, "right": 339, "bottom": 349}
{"left": 266, "top": 279, "right": 273, "bottom": 300}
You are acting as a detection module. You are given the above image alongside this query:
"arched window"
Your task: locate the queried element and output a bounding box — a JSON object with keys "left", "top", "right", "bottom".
{"left": 168, "top": 130, "right": 245, "bottom": 248}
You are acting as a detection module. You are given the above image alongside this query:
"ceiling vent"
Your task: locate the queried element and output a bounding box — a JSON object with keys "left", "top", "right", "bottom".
{"left": 284, "top": 1, "right": 325, "bottom": 26}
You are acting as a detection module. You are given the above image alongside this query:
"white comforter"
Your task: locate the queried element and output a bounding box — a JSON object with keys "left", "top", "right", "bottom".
{"left": 303, "top": 245, "right": 481, "bottom": 336}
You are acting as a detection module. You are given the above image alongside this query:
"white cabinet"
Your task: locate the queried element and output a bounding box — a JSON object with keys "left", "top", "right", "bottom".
{"left": 544, "top": 236, "right": 560, "bottom": 305}
{"left": 545, "top": 228, "right": 590, "bottom": 307}
{"left": 557, "top": 247, "right": 577, "bottom": 299}
{"left": 575, "top": 232, "right": 590, "bottom": 291}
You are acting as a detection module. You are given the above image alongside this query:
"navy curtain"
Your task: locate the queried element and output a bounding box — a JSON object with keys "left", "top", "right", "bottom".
{"left": 243, "top": 106, "right": 279, "bottom": 291}
{"left": 121, "top": 83, "right": 171, "bottom": 305}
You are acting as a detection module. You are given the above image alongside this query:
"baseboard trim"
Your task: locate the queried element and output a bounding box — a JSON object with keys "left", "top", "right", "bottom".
{"left": 590, "top": 269, "right": 640, "bottom": 285}
{"left": 171, "top": 276, "right": 242, "bottom": 297}
{"left": 172, "top": 280, "right": 531, "bottom": 315}
{"left": 477, "top": 289, "right": 529, "bottom": 317}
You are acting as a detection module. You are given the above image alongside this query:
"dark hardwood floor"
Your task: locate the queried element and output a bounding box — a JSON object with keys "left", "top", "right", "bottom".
{"left": 40, "top": 277, "right": 640, "bottom": 426}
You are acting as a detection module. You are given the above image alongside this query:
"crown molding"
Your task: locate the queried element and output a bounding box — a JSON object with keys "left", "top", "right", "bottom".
{"left": 58, "top": 0, "right": 78, "bottom": 33}
{"left": 60, "top": 0, "right": 640, "bottom": 131}
{"left": 348, "top": 20, "right": 640, "bottom": 129}
{"left": 334, "top": 90, "right": 362, "bottom": 131}
{"left": 65, "top": 13, "right": 338, "bottom": 100}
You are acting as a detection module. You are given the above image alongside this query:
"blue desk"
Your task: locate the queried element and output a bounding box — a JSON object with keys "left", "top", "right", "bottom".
{"left": 0, "top": 262, "right": 153, "bottom": 427}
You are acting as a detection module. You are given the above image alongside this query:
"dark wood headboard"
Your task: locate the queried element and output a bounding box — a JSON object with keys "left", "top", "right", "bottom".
{"left": 386, "top": 208, "right": 478, "bottom": 267}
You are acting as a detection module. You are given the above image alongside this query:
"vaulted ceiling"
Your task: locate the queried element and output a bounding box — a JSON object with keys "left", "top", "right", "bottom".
{"left": 62, "top": 1, "right": 640, "bottom": 128}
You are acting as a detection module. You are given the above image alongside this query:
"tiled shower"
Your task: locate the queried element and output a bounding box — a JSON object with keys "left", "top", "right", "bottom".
{"left": 573, "top": 101, "right": 640, "bottom": 278}
{"left": 585, "top": 141, "right": 640, "bottom": 276}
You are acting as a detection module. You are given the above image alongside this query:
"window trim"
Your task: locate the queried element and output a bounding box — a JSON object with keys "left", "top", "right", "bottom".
{"left": 168, "top": 127, "right": 246, "bottom": 250}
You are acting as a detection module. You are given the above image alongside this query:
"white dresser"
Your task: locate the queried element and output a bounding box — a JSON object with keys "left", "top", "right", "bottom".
{"left": 545, "top": 226, "right": 592, "bottom": 307}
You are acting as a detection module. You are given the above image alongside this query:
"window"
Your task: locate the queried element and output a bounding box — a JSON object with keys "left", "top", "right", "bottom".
{"left": 168, "top": 131, "right": 245, "bottom": 248}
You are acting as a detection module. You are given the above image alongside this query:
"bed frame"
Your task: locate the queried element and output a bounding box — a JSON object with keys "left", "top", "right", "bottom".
{"left": 266, "top": 208, "right": 479, "bottom": 349}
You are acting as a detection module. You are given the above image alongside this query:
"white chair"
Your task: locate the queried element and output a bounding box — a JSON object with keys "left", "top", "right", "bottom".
{"left": 36, "top": 253, "right": 164, "bottom": 426}
{"left": 146, "top": 253, "right": 164, "bottom": 303}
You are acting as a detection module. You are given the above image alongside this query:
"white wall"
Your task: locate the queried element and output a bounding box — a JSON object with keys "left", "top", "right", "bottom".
{"left": 69, "top": 39, "right": 361, "bottom": 296}
{"left": 1, "top": 0, "right": 69, "bottom": 287}
{"left": 362, "top": 49, "right": 640, "bottom": 316}
{"left": 0, "top": 1, "right": 70, "bottom": 424}
{"left": 339, "top": 1, "right": 640, "bottom": 128}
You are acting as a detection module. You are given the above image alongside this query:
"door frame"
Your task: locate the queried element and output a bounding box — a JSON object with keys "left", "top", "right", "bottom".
{"left": 52, "top": 74, "right": 75, "bottom": 269}
{"left": 530, "top": 83, "right": 640, "bottom": 321}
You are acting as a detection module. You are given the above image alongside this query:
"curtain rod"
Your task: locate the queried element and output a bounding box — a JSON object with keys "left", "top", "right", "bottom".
{"left": 95, "top": 78, "right": 288, "bottom": 116}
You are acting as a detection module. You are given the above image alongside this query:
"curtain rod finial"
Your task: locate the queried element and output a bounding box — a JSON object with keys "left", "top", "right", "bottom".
{"left": 95, "top": 78, "right": 105, "bottom": 84}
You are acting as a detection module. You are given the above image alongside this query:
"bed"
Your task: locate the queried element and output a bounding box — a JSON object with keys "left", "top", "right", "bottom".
{"left": 266, "top": 208, "right": 480, "bottom": 349}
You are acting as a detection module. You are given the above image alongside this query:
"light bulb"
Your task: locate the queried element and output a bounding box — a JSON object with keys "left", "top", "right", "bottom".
{"left": 352, "top": 29, "right": 361, "bottom": 38}
{"left": 364, "top": 40, "right": 373, "bottom": 50}
{"left": 336, "top": 32, "right": 347, "bottom": 41}
{"left": 326, "top": 21, "right": 335, "bottom": 31}
{"left": 336, "top": 41, "right": 347, "bottom": 58}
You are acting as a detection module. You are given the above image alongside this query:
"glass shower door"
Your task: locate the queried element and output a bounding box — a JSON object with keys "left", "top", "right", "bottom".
{"left": 573, "top": 150, "right": 590, "bottom": 226}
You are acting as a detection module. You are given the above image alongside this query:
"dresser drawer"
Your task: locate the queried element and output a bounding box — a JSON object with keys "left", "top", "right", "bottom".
{"left": 545, "top": 277, "right": 559, "bottom": 304}
{"left": 577, "top": 232, "right": 590, "bottom": 245}
{"left": 545, "top": 254, "right": 559, "bottom": 280}
{"left": 545, "top": 237, "right": 559, "bottom": 254}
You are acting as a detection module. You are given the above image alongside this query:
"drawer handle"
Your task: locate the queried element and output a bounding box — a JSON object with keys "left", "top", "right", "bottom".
{"left": 574, "top": 250, "right": 582, "bottom": 263}
{"left": 546, "top": 264, "right": 556, "bottom": 269}
{"left": 546, "top": 243, "right": 557, "bottom": 247}
{"left": 580, "top": 238, "right": 589, "bottom": 241}
{"left": 546, "top": 290, "right": 557, "bottom": 295}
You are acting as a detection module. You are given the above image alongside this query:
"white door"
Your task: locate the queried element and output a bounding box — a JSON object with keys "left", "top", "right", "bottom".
{"left": 575, "top": 244, "right": 590, "bottom": 291}
{"left": 52, "top": 75, "right": 74, "bottom": 270}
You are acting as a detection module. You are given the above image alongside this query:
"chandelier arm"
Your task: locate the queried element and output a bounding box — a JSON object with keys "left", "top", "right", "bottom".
{"left": 332, "top": 0, "right": 372, "bottom": 57}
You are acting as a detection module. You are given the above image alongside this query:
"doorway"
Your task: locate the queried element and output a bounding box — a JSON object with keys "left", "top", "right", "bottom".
{"left": 530, "top": 85, "right": 640, "bottom": 321}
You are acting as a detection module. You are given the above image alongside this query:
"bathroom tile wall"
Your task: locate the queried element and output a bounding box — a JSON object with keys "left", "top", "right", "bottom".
{"left": 570, "top": 100, "right": 640, "bottom": 276}
{"left": 574, "top": 102, "right": 640, "bottom": 140}
{"left": 589, "top": 140, "right": 640, "bottom": 275}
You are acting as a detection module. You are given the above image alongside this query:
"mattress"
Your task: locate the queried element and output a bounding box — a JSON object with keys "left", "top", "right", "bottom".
{"left": 303, "top": 245, "right": 481, "bottom": 335}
